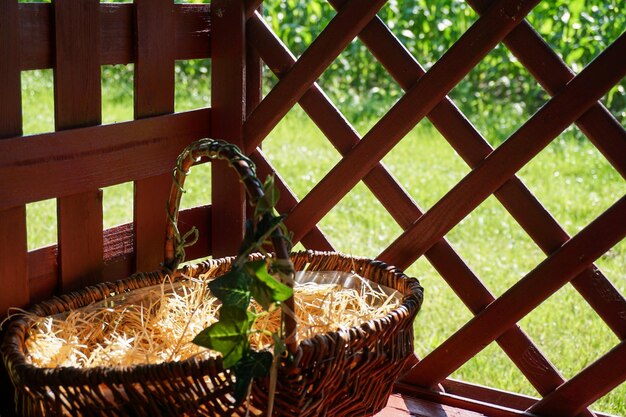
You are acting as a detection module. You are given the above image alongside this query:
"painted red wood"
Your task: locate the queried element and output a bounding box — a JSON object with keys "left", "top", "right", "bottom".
{"left": 210, "top": 0, "right": 247, "bottom": 257}
{"left": 379, "top": 33, "right": 626, "bottom": 268}
{"left": 17, "top": 3, "right": 52, "bottom": 71}
{"left": 134, "top": 0, "right": 176, "bottom": 272}
{"left": 0, "top": 0, "right": 28, "bottom": 316}
{"left": 248, "top": 14, "right": 421, "bottom": 228}
{"left": 0, "top": 207, "right": 28, "bottom": 314}
{"left": 244, "top": 0, "right": 262, "bottom": 18}
{"left": 175, "top": 4, "right": 211, "bottom": 61}
{"left": 440, "top": 379, "right": 537, "bottom": 411}
{"left": 246, "top": 20, "right": 262, "bottom": 120}
{"left": 404, "top": 195, "right": 626, "bottom": 387}
{"left": 28, "top": 246, "right": 58, "bottom": 306}
{"left": 243, "top": 0, "right": 388, "bottom": 151}
{"left": 394, "top": 383, "right": 534, "bottom": 417}
{"left": 57, "top": 191, "right": 104, "bottom": 291}
{"left": 100, "top": 4, "right": 133, "bottom": 65}
{"left": 341, "top": 2, "right": 626, "bottom": 341}
{"left": 246, "top": 12, "right": 263, "bottom": 224}
{"left": 18, "top": 3, "right": 211, "bottom": 71}
{"left": 53, "top": 0, "right": 104, "bottom": 292}
{"left": 284, "top": 0, "right": 540, "bottom": 244}
{"left": 0, "top": 109, "right": 210, "bottom": 211}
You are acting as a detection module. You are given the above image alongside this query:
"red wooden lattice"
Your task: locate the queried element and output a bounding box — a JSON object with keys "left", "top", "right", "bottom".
{"left": 0, "top": 0, "right": 625, "bottom": 415}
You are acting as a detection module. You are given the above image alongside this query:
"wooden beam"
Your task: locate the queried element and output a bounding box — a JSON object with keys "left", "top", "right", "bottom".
{"left": 331, "top": 0, "right": 626, "bottom": 343}
{"left": 467, "top": 0, "right": 626, "bottom": 180}
{"left": 0, "top": 5, "right": 26, "bottom": 412}
{"left": 0, "top": 110, "right": 210, "bottom": 210}
{"left": 0, "top": 0, "right": 28, "bottom": 315}
{"left": 53, "top": 0, "right": 103, "bottom": 292}
{"left": 394, "top": 380, "right": 619, "bottom": 417}
{"left": 134, "top": 0, "right": 176, "bottom": 272}
{"left": 528, "top": 341, "right": 626, "bottom": 416}
{"left": 18, "top": 3, "right": 211, "bottom": 70}
{"left": 210, "top": 0, "right": 246, "bottom": 257}
{"left": 27, "top": 205, "right": 212, "bottom": 306}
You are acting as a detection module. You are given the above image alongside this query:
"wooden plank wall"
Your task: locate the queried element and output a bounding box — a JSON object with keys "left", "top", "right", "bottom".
{"left": 0, "top": 2, "right": 214, "bottom": 311}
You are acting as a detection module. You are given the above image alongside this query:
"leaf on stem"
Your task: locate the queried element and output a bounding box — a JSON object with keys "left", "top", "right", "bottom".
{"left": 233, "top": 350, "right": 273, "bottom": 402}
{"left": 208, "top": 268, "right": 251, "bottom": 309}
{"left": 192, "top": 306, "right": 253, "bottom": 368}
{"left": 246, "top": 260, "right": 294, "bottom": 310}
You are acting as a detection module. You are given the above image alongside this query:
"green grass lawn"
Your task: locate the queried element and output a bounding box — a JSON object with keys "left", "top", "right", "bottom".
{"left": 20, "top": 71, "right": 626, "bottom": 414}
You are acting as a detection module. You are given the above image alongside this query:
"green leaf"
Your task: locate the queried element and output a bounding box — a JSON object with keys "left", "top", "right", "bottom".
{"left": 192, "top": 306, "right": 252, "bottom": 368}
{"left": 208, "top": 268, "right": 251, "bottom": 309}
{"left": 233, "top": 351, "right": 273, "bottom": 402}
{"left": 245, "top": 260, "right": 293, "bottom": 310}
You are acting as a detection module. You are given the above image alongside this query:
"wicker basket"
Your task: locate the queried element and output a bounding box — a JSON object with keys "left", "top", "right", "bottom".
{"left": 1, "top": 139, "right": 423, "bottom": 417}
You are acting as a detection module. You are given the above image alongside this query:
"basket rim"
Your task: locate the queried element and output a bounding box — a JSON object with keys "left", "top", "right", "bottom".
{"left": 1, "top": 250, "right": 423, "bottom": 388}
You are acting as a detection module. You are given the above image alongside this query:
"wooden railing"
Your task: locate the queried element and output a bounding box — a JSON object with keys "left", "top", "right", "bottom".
{"left": 1, "top": 0, "right": 624, "bottom": 416}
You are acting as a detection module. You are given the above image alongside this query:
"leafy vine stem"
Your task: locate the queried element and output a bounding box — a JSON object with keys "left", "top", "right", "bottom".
{"left": 164, "top": 139, "right": 296, "bottom": 413}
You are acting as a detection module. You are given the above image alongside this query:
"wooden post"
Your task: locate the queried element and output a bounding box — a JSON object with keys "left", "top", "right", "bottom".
{"left": 0, "top": 2, "right": 26, "bottom": 415}
{"left": 54, "top": 0, "right": 103, "bottom": 292}
{"left": 210, "top": 0, "right": 247, "bottom": 257}
{"left": 0, "top": 0, "right": 28, "bottom": 315}
{"left": 134, "top": 0, "right": 175, "bottom": 271}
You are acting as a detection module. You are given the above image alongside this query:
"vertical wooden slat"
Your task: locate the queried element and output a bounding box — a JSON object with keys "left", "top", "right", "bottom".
{"left": 134, "top": 0, "right": 175, "bottom": 271}
{"left": 245, "top": 9, "right": 263, "bottom": 223}
{"left": 0, "top": 0, "right": 28, "bottom": 314}
{"left": 0, "top": 2, "right": 26, "bottom": 415}
{"left": 245, "top": 10, "right": 262, "bottom": 120}
{"left": 210, "top": 0, "right": 246, "bottom": 257}
{"left": 54, "top": 0, "right": 103, "bottom": 292}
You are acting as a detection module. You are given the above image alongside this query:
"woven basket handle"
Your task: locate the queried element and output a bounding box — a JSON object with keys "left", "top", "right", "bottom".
{"left": 163, "top": 139, "right": 297, "bottom": 351}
